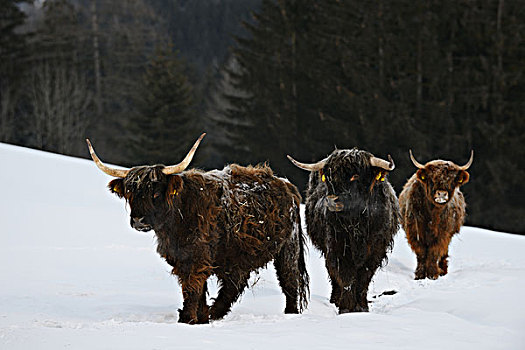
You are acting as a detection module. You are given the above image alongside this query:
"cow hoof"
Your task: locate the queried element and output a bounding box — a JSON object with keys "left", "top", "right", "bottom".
{"left": 209, "top": 306, "right": 228, "bottom": 321}
{"left": 178, "top": 317, "right": 197, "bottom": 325}
{"left": 197, "top": 313, "right": 210, "bottom": 324}
{"left": 284, "top": 306, "right": 299, "bottom": 314}
{"left": 415, "top": 265, "right": 426, "bottom": 280}
{"left": 338, "top": 306, "right": 368, "bottom": 314}
{"left": 197, "top": 306, "right": 210, "bottom": 324}
{"left": 355, "top": 305, "right": 369, "bottom": 312}
{"left": 178, "top": 309, "right": 198, "bottom": 324}
{"left": 414, "top": 271, "right": 426, "bottom": 280}
{"left": 426, "top": 266, "right": 440, "bottom": 280}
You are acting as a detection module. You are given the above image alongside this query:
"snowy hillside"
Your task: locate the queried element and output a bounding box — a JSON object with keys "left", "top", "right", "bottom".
{"left": 1, "top": 143, "right": 524, "bottom": 349}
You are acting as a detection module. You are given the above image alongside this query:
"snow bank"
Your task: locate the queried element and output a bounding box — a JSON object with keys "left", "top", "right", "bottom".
{"left": 1, "top": 143, "right": 524, "bottom": 349}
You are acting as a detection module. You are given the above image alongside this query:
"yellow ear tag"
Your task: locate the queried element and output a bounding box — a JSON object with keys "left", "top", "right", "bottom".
{"left": 458, "top": 178, "right": 463, "bottom": 183}
{"left": 113, "top": 186, "right": 119, "bottom": 192}
{"left": 171, "top": 189, "right": 178, "bottom": 196}
{"left": 321, "top": 174, "right": 326, "bottom": 182}
{"left": 381, "top": 176, "right": 385, "bottom": 182}
{"left": 376, "top": 172, "right": 382, "bottom": 181}
{"left": 421, "top": 175, "right": 425, "bottom": 180}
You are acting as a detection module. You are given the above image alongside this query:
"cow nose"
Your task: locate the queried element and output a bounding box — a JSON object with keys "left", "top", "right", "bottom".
{"left": 133, "top": 217, "right": 145, "bottom": 225}
{"left": 434, "top": 190, "right": 449, "bottom": 204}
{"left": 131, "top": 216, "right": 151, "bottom": 231}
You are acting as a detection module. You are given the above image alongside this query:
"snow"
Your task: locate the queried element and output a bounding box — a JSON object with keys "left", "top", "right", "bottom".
{"left": 1, "top": 142, "right": 524, "bottom": 349}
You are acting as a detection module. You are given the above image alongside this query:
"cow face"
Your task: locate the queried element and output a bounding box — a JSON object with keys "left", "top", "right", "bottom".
{"left": 288, "top": 148, "right": 395, "bottom": 213}
{"left": 108, "top": 166, "right": 184, "bottom": 232}
{"left": 409, "top": 150, "right": 473, "bottom": 207}
{"left": 320, "top": 149, "right": 387, "bottom": 196}
{"left": 86, "top": 133, "right": 205, "bottom": 232}
{"left": 416, "top": 161, "right": 469, "bottom": 206}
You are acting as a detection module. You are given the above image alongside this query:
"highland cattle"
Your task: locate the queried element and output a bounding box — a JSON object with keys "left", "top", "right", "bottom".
{"left": 288, "top": 148, "right": 399, "bottom": 313}
{"left": 399, "top": 150, "right": 473, "bottom": 279}
{"left": 87, "top": 134, "right": 309, "bottom": 324}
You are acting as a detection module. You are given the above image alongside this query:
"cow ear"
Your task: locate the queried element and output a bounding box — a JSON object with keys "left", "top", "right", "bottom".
{"left": 416, "top": 169, "right": 427, "bottom": 183}
{"left": 108, "top": 179, "right": 124, "bottom": 198}
{"left": 167, "top": 175, "right": 183, "bottom": 196}
{"left": 457, "top": 170, "right": 470, "bottom": 186}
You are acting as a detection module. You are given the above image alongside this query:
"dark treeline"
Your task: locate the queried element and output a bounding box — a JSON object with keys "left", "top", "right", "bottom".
{"left": 1, "top": 0, "right": 523, "bottom": 234}
{"left": 218, "top": 0, "right": 525, "bottom": 234}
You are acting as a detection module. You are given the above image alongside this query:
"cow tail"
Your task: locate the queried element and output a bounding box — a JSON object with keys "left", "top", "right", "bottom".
{"left": 296, "top": 203, "right": 310, "bottom": 312}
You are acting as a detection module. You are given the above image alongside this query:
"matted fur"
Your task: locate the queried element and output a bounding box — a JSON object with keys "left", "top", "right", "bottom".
{"left": 107, "top": 163, "right": 309, "bottom": 324}
{"left": 302, "top": 148, "right": 399, "bottom": 313}
{"left": 399, "top": 159, "right": 470, "bottom": 280}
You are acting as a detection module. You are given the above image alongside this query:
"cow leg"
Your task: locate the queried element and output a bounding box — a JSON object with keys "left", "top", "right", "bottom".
{"left": 415, "top": 252, "right": 427, "bottom": 280}
{"left": 326, "top": 258, "right": 357, "bottom": 313}
{"left": 337, "top": 282, "right": 358, "bottom": 314}
{"left": 427, "top": 233, "right": 454, "bottom": 279}
{"left": 274, "top": 243, "right": 301, "bottom": 314}
{"left": 325, "top": 255, "right": 345, "bottom": 308}
{"left": 354, "top": 266, "right": 377, "bottom": 312}
{"left": 196, "top": 282, "right": 210, "bottom": 324}
{"left": 407, "top": 224, "right": 430, "bottom": 280}
{"left": 209, "top": 272, "right": 250, "bottom": 321}
{"left": 178, "top": 274, "right": 210, "bottom": 324}
{"left": 437, "top": 236, "right": 452, "bottom": 277}
{"left": 438, "top": 253, "right": 449, "bottom": 276}
{"left": 329, "top": 279, "right": 342, "bottom": 305}
{"left": 424, "top": 248, "right": 442, "bottom": 280}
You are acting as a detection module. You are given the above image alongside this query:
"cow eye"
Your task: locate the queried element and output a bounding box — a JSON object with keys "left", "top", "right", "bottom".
{"left": 350, "top": 174, "right": 359, "bottom": 182}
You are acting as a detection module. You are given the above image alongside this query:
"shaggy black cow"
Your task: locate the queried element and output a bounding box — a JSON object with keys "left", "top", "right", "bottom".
{"left": 288, "top": 148, "right": 399, "bottom": 313}
{"left": 87, "top": 134, "right": 309, "bottom": 324}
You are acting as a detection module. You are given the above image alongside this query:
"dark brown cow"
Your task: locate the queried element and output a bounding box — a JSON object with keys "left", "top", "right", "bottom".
{"left": 399, "top": 150, "right": 473, "bottom": 280}
{"left": 288, "top": 148, "right": 399, "bottom": 313}
{"left": 87, "top": 134, "right": 309, "bottom": 324}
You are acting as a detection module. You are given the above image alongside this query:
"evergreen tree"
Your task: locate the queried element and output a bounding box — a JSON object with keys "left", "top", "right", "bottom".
{"left": 126, "top": 44, "right": 198, "bottom": 165}
{"left": 223, "top": 0, "right": 318, "bottom": 172}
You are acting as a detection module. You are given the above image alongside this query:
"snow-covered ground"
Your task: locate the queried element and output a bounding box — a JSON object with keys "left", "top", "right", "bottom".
{"left": 1, "top": 142, "right": 524, "bottom": 349}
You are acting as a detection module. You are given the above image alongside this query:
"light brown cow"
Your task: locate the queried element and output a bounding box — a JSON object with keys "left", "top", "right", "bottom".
{"left": 399, "top": 150, "right": 473, "bottom": 279}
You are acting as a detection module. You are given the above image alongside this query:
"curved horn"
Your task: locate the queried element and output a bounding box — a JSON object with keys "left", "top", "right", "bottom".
{"left": 162, "top": 133, "right": 206, "bottom": 175}
{"left": 370, "top": 154, "right": 395, "bottom": 171}
{"left": 86, "top": 139, "right": 130, "bottom": 178}
{"left": 287, "top": 155, "right": 326, "bottom": 172}
{"left": 458, "top": 150, "right": 474, "bottom": 170}
{"left": 409, "top": 149, "right": 425, "bottom": 169}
